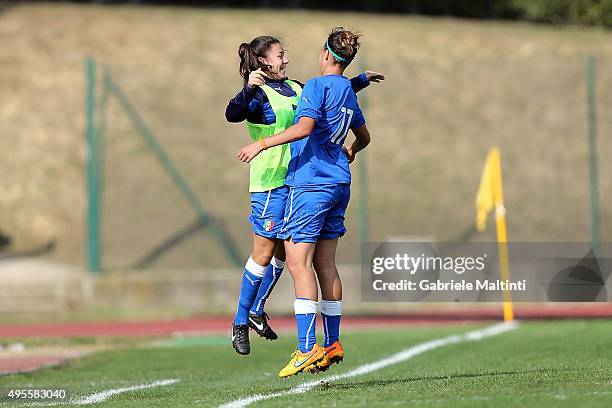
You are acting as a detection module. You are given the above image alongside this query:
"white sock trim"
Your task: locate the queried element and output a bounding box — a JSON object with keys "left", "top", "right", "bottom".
{"left": 320, "top": 299, "right": 342, "bottom": 316}
{"left": 294, "top": 298, "right": 318, "bottom": 315}
{"left": 270, "top": 256, "right": 285, "bottom": 270}
{"left": 245, "top": 256, "right": 267, "bottom": 278}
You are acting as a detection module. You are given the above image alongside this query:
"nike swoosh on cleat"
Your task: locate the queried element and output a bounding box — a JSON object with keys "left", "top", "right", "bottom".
{"left": 249, "top": 317, "right": 264, "bottom": 331}
{"left": 293, "top": 353, "right": 317, "bottom": 368}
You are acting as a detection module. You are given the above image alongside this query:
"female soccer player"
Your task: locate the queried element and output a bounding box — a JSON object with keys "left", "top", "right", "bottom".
{"left": 237, "top": 27, "right": 374, "bottom": 377}
{"left": 226, "top": 35, "right": 383, "bottom": 355}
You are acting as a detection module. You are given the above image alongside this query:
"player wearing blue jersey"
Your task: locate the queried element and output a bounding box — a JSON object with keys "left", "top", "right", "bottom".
{"left": 227, "top": 35, "right": 384, "bottom": 356}
{"left": 237, "top": 27, "right": 375, "bottom": 377}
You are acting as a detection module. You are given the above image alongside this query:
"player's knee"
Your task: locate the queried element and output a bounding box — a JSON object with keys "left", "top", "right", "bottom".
{"left": 251, "top": 252, "right": 273, "bottom": 266}
{"left": 289, "top": 263, "right": 311, "bottom": 277}
{"left": 285, "top": 256, "right": 304, "bottom": 273}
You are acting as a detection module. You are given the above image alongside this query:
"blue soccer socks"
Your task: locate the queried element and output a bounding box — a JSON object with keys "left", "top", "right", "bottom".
{"left": 234, "top": 256, "right": 267, "bottom": 325}
{"left": 321, "top": 299, "right": 342, "bottom": 347}
{"left": 250, "top": 256, "right": 284, "bottom": 316}
{"left": 294, "top": 298, "right": 318, "bottom": 353}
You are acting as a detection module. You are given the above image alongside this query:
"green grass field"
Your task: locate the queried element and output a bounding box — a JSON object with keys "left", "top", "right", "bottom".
{"left": 1, "top": 320, "right": 610, "bottom": 407}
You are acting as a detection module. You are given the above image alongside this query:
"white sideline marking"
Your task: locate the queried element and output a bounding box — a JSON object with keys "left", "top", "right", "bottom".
{"left": 26, "top": 378, "right": 180, "bottom": 406}
{"left": 219, "top": 322, "right": 518, "bottom": 408}
{"left": 73, "top": 378, "right": 179, "bottom": 405}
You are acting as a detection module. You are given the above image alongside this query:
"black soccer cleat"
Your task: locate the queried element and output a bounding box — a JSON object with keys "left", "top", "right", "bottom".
{"left": 248, "top": 312, "right": 278, "bottom": 340}
{"left": 232, "top": 323, "right": 250, "bottom": 355}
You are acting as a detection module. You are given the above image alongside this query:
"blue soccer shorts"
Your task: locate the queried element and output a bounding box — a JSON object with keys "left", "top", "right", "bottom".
{"left": 278, "top": 184, "right": 351, "bottom": 243}
{"left": 249, "top": 186, "right": 289, "bottom": 239}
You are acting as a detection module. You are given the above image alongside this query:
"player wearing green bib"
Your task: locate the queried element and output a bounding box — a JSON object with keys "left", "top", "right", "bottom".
{"left": 226, "top": 35, "right": 384, "bottom": 355}
{"left": 245, "top": 79, "right": 302, "bottom": 192}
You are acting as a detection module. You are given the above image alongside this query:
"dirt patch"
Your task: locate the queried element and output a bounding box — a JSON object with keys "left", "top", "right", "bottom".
{"left": 0, "top": 344, "right": 104, "bottom": 376}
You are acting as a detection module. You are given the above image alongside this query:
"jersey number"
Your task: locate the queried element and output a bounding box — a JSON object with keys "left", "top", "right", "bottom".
{"left": 331, "top": 107, "right": 354, "bottom": 145}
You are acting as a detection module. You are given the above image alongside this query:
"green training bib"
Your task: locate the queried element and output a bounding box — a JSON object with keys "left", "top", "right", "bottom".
{"left": 245, "top": 80, "right": 302, "bottom": 192}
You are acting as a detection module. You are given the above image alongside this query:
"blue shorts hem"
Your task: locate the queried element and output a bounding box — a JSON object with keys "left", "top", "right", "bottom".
{"left": 286, "top": 236, "right": 318, "bottom": 243}
{"left": 252, "top": 228, "right": 280, "bottom": 239}
{"left": 318, "top": 231, "right": 346, "bottom": 240}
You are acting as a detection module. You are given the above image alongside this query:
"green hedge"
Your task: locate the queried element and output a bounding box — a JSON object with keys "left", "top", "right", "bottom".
{"left": 301, "top": 0, "right": 612, "bottom": 28}
{"left": 76, "top": 1, "right": 612, "bottom": 28}
{"left": 510, "top": 0, "right": 612, "bottom": 27}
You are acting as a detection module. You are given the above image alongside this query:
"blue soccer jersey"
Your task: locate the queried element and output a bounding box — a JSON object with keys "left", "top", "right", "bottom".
{"left": 285, "top": 75, "right": 365, "bottom": 186}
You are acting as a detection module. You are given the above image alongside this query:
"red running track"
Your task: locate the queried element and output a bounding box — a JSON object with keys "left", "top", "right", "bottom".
{"left": 1, "top": 304, "right": 610, "bottom": 338}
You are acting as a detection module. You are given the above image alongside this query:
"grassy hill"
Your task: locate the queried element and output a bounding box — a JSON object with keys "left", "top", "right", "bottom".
{"left": 1, "top": 3, "right": 611, "bottom": 269}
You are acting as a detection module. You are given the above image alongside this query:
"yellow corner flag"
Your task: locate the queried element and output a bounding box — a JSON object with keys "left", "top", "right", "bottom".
{"left": 475, "top": 149, "right": 496, "bottom": 232}
{"left": 475, "top": 147, "right": 514, "bottom": 323}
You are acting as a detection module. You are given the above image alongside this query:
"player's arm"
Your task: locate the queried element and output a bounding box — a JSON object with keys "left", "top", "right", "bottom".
{"left": 350, "top": 71, "right": 385, "bottom": 93}
{"left": 343, "top": 124, "right": 371, "bottom": 164}
{"left": 238, "top": 78, "right": 322, "bottom": 163}
{"left": 225, "top": 69, "right": 267, "bottom": 123}
{"left": 225, "top": 87, "right": 257, "bottom": 122}
{"left": 236, "top": 117, "right": 315, "bottom": 163}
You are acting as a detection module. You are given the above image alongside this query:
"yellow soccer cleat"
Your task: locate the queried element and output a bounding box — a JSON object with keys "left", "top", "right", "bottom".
{"left": 278, "top": 344, "right": 324, "bottom": 378}
{"left": 308, "top": 340, "right": 344, "bottom": 373}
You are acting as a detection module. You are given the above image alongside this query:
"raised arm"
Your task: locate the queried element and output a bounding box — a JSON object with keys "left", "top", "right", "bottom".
{"left": 237, "top": 117, "right": 315, "bottom": 163}
{"left": 225, "top": 69, "right": 268, "bottom": 123}
{"left": 350, "top": 71, "right": 385, "bottom": 93}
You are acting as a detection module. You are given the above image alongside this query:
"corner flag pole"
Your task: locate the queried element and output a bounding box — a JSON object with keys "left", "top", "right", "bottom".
{"left": 475, "top": 147, "right": 514, "bottom": 323}
{"left": 491, "top": 150, "right": 514, "bottom": 323}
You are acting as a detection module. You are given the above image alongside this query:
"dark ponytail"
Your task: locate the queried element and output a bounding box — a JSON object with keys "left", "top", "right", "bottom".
{"left": 238, "top": 36, "right": 281, "bottom": 83}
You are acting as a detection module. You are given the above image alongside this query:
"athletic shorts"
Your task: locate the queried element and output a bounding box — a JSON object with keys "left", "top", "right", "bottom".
{"left": 278, "top": 184, "right": 351, "bottom": 243}
{"left": 249, "top": 186, "right": 289, "bottom": 239}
